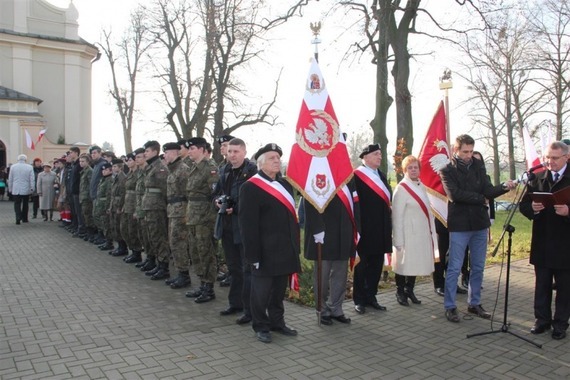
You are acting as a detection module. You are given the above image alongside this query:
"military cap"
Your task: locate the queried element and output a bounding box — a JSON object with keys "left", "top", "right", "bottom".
{"left": 163, "top": 142, "right": 181, "bottom": 152}
{"left": 102, "top": 150, "right": 115, "bottom": 158}
{"left": 144, "top": 140, "right": 161, "bottom": 150}
{"left": 111, "top": 158, "right": 124, "bottom": 166}
{"left": 216, "top": 135, "right": 235, "bottom": 145}
{"left": 562, "top": 139, "right": 570, "bottom": 146}
{"left": 254, "top": 143, "right": 283, "bottom": 160}
{"left": 133, "top": 147, "right": 145, "bottom": 155}
{"left": 359, "top": 143, "right": 381, "bottom": 159}
{"left": 101, "top": 162, "right": 112, "bottom": 170}
{"left": 187, "top": 137, "right": 208, "bottom": 148}
{"left": 126, "top": 152, "right": 136, "bottom": 161}
{"left": 177, "top": 139, "right": 188, "bottom": 147}
{"left": 89, "top": 145, "right": 101, "bottom": 153}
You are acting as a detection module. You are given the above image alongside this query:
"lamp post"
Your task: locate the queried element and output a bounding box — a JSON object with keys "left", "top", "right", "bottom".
{"left": 439, "top": 68, "right": 453, "bottom": 144}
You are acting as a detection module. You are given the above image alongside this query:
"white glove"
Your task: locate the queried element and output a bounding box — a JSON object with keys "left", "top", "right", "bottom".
{"left": 253, "top": 262, "right": 259, "bottom": 269}
{"left": 313, "top": 231, "right": 325, "bottom": 244}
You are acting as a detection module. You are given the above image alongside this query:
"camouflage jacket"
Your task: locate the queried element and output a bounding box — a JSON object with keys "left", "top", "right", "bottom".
{"left": 95, "top": 175, "right": 112, "bottom": 213}
{"left": 142, "top": 156, "right": 168, "bottom": 211}
{"left": 79, "top": 165, "right": 92, "bottom": 203}
{"left": 123, "top": 169, "right": 138, "bottom": 214}
{"left": 186, "top": 158, "right": 218, "bottom": 225}
{"left": 109, "top": 171, "right": 127, "bottom": 213}
{"left": 167, "top": 157, "right": 190, "bottom": 219}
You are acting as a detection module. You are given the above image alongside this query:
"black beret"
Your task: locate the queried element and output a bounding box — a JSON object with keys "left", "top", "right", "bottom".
{"left": 133, "top": 147, "right": 145, "bottom": 155}
{"left": 562, "top": 139, "right": 570, "bottom": 146}
{"left": 111, "top": 158, "right": 124, "bottom": 165}
{"left": 102, "top": 151, "right": 115, "bottom": 158}
{"left": 216, "top": 135, "right": 235, "bottom": 145}
{"left": 143, "top": 140, "right": 160, "bottom": 150}
{"left": 254, "top": 143, "right": 283, "bottom": 160}
{"left": 101, "top": 162, "right": 112, "bottom": 170}
{"left": 177, "top": 139, "right": 188, "bottom": 147}
{"left": 205, "top": 142, "right": 212, "bottom": 153}
{"left": 359, "top": 143, "right": 381, "bottom": 159}
{"left": 187, "top": 137, "right": 208, "bottom": 148}
{"left": 163, "top": 142, "right": 181, "bottom": 152}
{"left": 89, "top": 145, "right": 101, "bottom": 153}
{"left": 126, "top": 152, "right": 136, "bottom": 161}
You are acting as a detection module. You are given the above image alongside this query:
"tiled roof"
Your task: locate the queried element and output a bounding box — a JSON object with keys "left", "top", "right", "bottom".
{"left": 0, "top": 86, "right": 43, "bottom": 103}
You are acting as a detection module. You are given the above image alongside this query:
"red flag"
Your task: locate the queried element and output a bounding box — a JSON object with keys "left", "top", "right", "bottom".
{"left": 25, "top": 129, "right": 35, "bottom": 150}
{"left": 522, "top": 126, "right": 545, "bottom": 173}
{"left": 286, "top": 59, "right": 353, "bottom": 212}
{"left": 37, "top": 128, "right": 47, "bottom": 144}
{"left": 418, "top": 101, "right": 449, "bottom": 226}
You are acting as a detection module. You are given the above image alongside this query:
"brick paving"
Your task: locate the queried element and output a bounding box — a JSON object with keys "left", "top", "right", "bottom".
{"left": 0, "top": 200, "right": 568, "bottom": 379}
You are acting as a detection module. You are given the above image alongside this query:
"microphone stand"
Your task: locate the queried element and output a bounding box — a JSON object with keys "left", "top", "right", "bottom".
{"left": 466, "top": 173, "right": 542, "bottom": 348}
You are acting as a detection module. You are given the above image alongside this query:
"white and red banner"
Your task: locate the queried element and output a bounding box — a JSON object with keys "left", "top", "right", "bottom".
{"left": 286, "top": 58, "right": 353, "bottom": 212}
{"left": 522, "top": 125, "right": 544, "bottom": 173}
{"left": 24, "top": 129, "right": 35, "bottom": 150}
{"left": 37, "top": 128, "right": 47, "bottom": 144}
{"left": 418, "top": 101, "right": 449, "bottom": 226}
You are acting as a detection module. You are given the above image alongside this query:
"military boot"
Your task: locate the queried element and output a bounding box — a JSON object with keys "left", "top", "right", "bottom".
{"left": 140, "top": 257, "right": 156, "bottom": 272}
{"left": 186, "top": 281, "right": 205, "bottom": 298}
{"left": 170, "top": 271, "right": 191, "bottom": 289}
{"left": 145, "top": 264, "right": 161, "bottom": 276}
{"left": 99, "top": 240, "right": 114, "bottom": 251}
{"left": 135, "top": 256, "right": 149, "bottom": 268}
{"left": 124, "top": 250, "right": 142, "bottom": 264}
{"left": 150, "top": 262, "right": 170, "bottom": 280}
{"left": 112, "top": 241, "right": 129, "bottom": 257}
{"left": 165, "top": 273, "right": 180, "bottom": 286}
{"left": 195, "top": 283, "right": 215, "bottom": 303}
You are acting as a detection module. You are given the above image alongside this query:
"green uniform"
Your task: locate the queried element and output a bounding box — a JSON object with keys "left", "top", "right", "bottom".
{"left": 109, "top": 171, "right": 127, "bottom": 242}
{"left": 94, "top": 175, "right": 112, "bottom": 236}
{"left": 142, "top": 156, "right": 169, "bottom": 262}
{"left": 121, "top": 169, "right": 142, "bottom": 251}
{"left": 167, "top": 157, "right": 190, "bottom": 272}
{"left": 135, "top": 167, "right": 151, "bottom": 257}
{"left": 79, "top": 165, "right": 94, "bottom": 230}
{"left": 186, "top": 159, "right": 219, "bottom": 283}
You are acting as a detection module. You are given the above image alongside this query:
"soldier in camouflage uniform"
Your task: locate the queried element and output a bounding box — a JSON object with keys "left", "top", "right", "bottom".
{"left": 141, "top": 140, "right": 170, "bottom": 280}
{"left": 78, "top": 154, "right": 95, "bottom": 242}
{"left": 184, "top": 137, "right": 219, "bottom": 303}
{"left": 162, "top": 142, "right": 192, "bottom": 289}
{"left": 122, "top": 149, "right": 144, "bottom": 264}
{"left": 94, "top": 162, "right": 113, "bottom": 250}
{"left": 178, "top": 139, "right": 193, "bottom": 167}
{"left": 108, "top": 159, "right": 128, "bottom": 257}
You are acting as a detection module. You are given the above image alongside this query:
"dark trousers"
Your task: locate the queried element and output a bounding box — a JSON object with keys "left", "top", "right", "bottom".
{"left": 72, "top": 194, "right": 85, "bottom": 233}
{"left": 31, "top": 195, "right": 39, "bottom": 217}
{"left": 221, "top": 227, "right": 251, "bottom": 315}
{"left": 250, "top": 275, "right": 287, "bottom": 333}
{"left": 534, "top": 266, "right": 570, "bottom": 331}
{"left": 13, "top": 194, "right": 30, "bottom": 222}
{"left": 433, "top": 226, "right": 449, "bottom": 289}
{"left": 353, "top": 254, "right": 383, "bottom": 305}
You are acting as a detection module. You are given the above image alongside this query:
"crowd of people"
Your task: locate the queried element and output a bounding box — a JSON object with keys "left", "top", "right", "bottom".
{"left": 5, "top": 133, "right": 569, "bottom": 342}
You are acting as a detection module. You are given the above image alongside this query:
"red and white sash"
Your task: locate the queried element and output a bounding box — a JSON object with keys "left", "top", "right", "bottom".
{"left": 336, "top": 185, "right": 359, "bottom": 245}
{"left": 249, "top": 174, "right": 298, "bottom": 221}
{"left": 354, "top": 166, "right": 391, "bottom": 207}
{"left": 398, "top": 179, "right": 440, "bottom": 261}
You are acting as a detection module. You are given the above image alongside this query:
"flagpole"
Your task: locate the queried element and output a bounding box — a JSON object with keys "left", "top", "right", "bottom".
{"left": 439, "top": 69, "right": 453, "bottom": 144}
{"left": 310, "top": 20, "right": 323, "bottom": 326}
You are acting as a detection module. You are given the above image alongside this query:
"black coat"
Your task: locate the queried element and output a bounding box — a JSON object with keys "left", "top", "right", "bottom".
{"left": 239, "top": 172, "right": 301, "bottom": 276}
{"left": 354, "top": 168, "right": 392, "bottom": 257}
{"left": 213, "top": 159, "right": 257, "bottom": 243}
{"left": 303, "top": 181, "right": 359, "bottom": 261}
{"left": 440, "top": 157, "right": 506, "bottom": 232}
{"left": 520, "top": 169, "right": 570, "bottom": 269}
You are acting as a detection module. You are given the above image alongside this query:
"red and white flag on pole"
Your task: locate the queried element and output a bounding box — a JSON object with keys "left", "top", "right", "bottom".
{"left": 286, "top": 58, "right": 353, "bottom": 212}
{"left": 37, "top": 128, "right": 47, "bottom": 144}
{"left": 24, "top": 129, "right": 35, "bottom": 150}
{"left": 522, "top": 125, "right": 544, "bottom": 172}
{"left": 418, "top": 101, "right": 449, "bottom": 226}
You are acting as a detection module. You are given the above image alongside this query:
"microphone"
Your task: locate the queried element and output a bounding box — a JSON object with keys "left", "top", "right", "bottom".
{"left": 527, "top": 162, "right": 545, "bottom": 172}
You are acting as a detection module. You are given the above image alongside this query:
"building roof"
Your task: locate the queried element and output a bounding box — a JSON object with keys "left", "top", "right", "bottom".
{"left": 0, "top": 86, "right": 43, "bottom": 104}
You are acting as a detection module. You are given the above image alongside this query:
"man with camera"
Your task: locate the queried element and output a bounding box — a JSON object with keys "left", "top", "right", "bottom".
{"left": 213, "top": 138, "right": 257, "bottom": 323}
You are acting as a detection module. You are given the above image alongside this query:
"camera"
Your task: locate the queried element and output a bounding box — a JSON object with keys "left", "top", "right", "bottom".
{"left": 217, "top": 195, "right": 234, "bottom": 214}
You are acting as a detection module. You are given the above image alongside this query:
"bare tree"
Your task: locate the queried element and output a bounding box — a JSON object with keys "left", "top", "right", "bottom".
{"left": 99, "top": 6, "right": 153, "bottom": 153}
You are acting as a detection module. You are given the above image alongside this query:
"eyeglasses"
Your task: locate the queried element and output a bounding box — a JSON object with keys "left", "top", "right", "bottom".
{"left": 546, "top": 155, "right": 567, "bottom": 161}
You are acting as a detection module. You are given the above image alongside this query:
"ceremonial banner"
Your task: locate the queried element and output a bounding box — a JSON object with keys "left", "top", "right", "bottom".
{"left": 286, "top": 58, "right": 353, "bottom": 212}
{"left": 24, "top": 129, "right": 35, "bottom": 150}
{"left": 522, "top": 126, "right": 544, "bottom": 172}
{"left": 418, "top": 101, "right": 449, "bottom": 225}
{"left": 37, "top": 128, "right": 47, "bottom": 144}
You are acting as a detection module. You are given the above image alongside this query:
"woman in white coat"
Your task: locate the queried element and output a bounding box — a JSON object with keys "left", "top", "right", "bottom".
{"left": 392, "top": 156, "right": 438, "bottom": 306}
{"left": 37, "top": 163, "right": 57, "bottom": 221}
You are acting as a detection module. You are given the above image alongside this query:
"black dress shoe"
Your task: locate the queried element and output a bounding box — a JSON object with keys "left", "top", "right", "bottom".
{"left": 445, "top": 308, "right": 460, "bottom": 323}
{"left": 552, "top": 329, "right": 566, "bottom": 340}
{"left": 368, "top": 301, "right": 387, "bottom": 311}
{"left": 467, "top": 304, "right": 491, "bottom": 319}
{"left": 271, "top": 326, "right": 298, "bottom": 336}
{"left": 256, "top": 331, "right": 271, "bottom": 343}
{"left": 331, "top": 315, "right": 351, "bottom": 324}
{"left": 220, "top": 306, "right": 243, "bottom": 316}
{"left": 236, "top": 315, "right": 252, "bottom": 325}
{"left": 320, "top": 316, "right": 333, "bottom": 325}
{"left": 354, "top": 304, "right": 366, "bottom": 314}
{"left": 219, "top": 277, "right": 231, "bottom": 287}
{"left": 530, "top": 323, "right": 551, "bottom": 335}
{"left": 15, "top": 221, "right": 20, "bottom": 225}
{"left": 434, "top": 288, "right": 445, "bottom": 297}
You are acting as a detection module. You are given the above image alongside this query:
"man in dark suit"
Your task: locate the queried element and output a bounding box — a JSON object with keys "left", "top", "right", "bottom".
{"left": 520, "top": 141, "right": 570, "bottom": 340}
{"left": 239, "top": 143, "right": 301, "bottom": 343}
{"left": 353, "top": 144, "right": 392, "bottom": 314}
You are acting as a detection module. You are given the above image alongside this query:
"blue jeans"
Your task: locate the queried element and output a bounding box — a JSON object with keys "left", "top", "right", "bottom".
{"left": 444, "top": 229, "right": 488, "bottom": 310}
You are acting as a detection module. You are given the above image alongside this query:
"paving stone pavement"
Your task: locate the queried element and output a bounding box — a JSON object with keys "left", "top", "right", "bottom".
{"left": 0, "top": 200, "right": 569, "bottom": 379}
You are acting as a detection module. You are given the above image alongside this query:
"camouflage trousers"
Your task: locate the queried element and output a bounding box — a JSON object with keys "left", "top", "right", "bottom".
{"left": 169, "top": 217, "right": 190, "bottom": 272}
{"left": 109, "top": 212, "right": 123, "bottom": 241}
{"left": 80, "top": 200, "right": 94, "bottom": 229}
{"left": 121, "top": 213, "right": 142, "bottom": 251}
{"left": 188, "top": 223, "right": 216, "bottom": 283}
{"left": 138, "top": 216, "right": 153, "bottom": 259}
{"left": 144, "top": 210, "right": 169, "bottom": 262}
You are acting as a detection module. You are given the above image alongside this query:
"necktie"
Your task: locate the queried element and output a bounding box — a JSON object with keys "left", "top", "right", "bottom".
{"left": 554, "top": 172, "right": 560, "bottom": 182}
